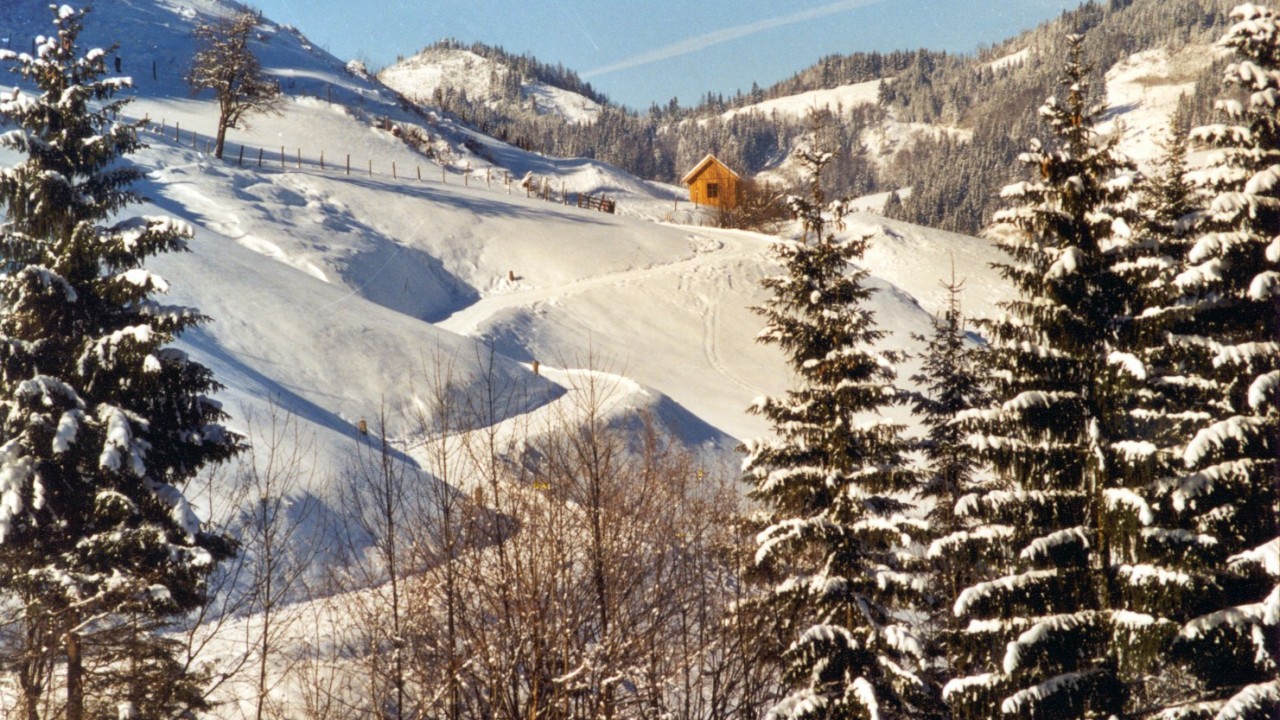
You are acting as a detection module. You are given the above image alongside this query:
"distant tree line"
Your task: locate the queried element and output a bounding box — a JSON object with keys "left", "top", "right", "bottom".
{"left": 880, "top": 0, "right": 1236, "bottom": 232}
{"left": 419, "top": 0, "right": 1243, "bottom": 236}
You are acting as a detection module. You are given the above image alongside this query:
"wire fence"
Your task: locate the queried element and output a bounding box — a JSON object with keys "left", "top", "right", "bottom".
{"left": 137, "top": 115, "right": 622, "bottom": 214}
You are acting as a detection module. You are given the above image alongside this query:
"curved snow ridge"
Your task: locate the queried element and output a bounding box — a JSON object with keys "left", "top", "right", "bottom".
{"left": 433, "top": 229, "right": 762, "bottom": 336}
{"left": 408, "top": 362, "right": 731, "bottom": 472}
{"left": 236, "top": 233, "right": 329, "bottom": 282}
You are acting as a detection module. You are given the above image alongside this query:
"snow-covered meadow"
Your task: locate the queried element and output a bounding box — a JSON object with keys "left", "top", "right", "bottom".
{"left": 1, "top": 0, "right": 1029, "bottom": 480}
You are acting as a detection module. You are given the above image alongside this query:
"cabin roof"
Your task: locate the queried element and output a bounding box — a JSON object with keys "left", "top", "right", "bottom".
{"left": 681, "top": 154, "right": 740, "bottom": 185}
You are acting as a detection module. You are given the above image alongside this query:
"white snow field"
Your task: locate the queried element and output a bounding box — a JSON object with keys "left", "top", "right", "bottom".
{"left": 1099, "top": 44, "right": 1217, "bottom": 167}
{"left": 720, "top": 79, "right": 883, "bottom": 122}
{"left": 0, "top": 0, "right": 1204, "bottom": 498}
{"left": 2, "top": 0, "right": 1020, "bottom": 472}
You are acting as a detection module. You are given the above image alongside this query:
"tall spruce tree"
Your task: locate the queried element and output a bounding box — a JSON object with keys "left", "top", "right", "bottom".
{"left": 940, "top": 35, "right": 1173, "bottom": 720}
{"left": 910, "top": 274, "right": 989, "bottom": 542}
{"left": 1093, "top": 106, "right": 1213, "bottom": 719}
{"left": 1145, "top": 5, "right": 1280, "bottom": 718}
{"left": 908, "top": 274, "right": 992, "bottom": 699}
{"left": 0, "top": 7, "right": 238, "bottom": 718}
{"left": 742, "top": 135, "right": 933, "bottom": 720}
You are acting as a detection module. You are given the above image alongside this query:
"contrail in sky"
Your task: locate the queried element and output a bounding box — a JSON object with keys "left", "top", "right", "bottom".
{"left": 582, "top": 0, "right": 886, "bottom": 78}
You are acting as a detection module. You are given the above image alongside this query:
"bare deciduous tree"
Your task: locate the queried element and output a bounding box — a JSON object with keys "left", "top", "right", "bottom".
{"left": 278, "top": 352, "right": 782, "bottom": 720}
{"left": 187, "top": 11, "right": 281, "bottom": 159}
{"left": 715, "top": 179, "right": 790, "bottom": 233}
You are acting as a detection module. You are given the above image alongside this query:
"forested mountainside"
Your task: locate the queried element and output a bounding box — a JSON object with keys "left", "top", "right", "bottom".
{"left": 386, "top": 0, "right": 1237, "bottom": 234}
{"left": 880, "top": 0, "right": 1234, "bottom": 231}
{"left": 386, "top": 39, "right": 611, "bottom": 112}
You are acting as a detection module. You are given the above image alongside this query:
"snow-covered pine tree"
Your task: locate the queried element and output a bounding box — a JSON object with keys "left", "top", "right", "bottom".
{"left": 907, "top": 274, "right": 991, "bottom": 696}
{"left": 1138, "top": 113, "right": 1196, "bottom": 249}
{"left": 941, "top": 34, "right": 1171, "bottom": 720}
{"left": 911, "top": 274, "right": 988, "bottom": 544}
{"left": 0, "top": 7, "right": 239, "bottom": 718}
{"left": 1087, "top": 106, "right": 1216, "bottom": 719}
{"left": 1145, "top": 5, "right": 1280, "bottom": 718}
{"left": 742, "top": 136, "right": 933, "bottom": 720}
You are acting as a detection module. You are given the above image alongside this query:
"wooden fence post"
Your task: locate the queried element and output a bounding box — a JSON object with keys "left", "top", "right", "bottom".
{"left": 417, "top": 165, "right": 421, "bottom": 181}
{"left": 258, "top": 148, "right": 263, "bottom": 167}
{"left": 486, "top": 168, "right": 492, "bottom": 189}
{"left": 280, "top": 146, "right": 285, "bottom": 168}
{"left": 238, "top": 145, "right": 244, "bottom": 166}
{"left": 392, "top": 161, "right": 397, "bottom": 180}
{"left": 296, "top": 148, "right": 301, "bottom": 169}
{"left": 320, "top": 151, "right": 325, "bottom": 170}
{"left": 192, "top": 130, "right": 197, "bottom": 149}
{"left": 368, "top": 159, "right": 373, "bottom": 177}
{"left": 174, "top": 121, "right": 179, "bottom": 142}
{"left": 346, "top": 154, "right": 350, "bottom": 175}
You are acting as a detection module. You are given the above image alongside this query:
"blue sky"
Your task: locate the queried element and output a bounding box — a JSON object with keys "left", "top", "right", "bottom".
{"left": 251, "top": 0, "right": 1078, "bottom": 109}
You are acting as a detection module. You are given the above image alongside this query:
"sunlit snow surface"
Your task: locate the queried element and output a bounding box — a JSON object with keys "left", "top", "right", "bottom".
{"left": 0, "top": 0, "right": 1029, "bottom": 478}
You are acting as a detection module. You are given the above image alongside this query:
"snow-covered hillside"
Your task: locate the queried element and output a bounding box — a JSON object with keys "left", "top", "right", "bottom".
{"left": 719, "top": 79, "right": 882, "bottom": 122}
{"left": 2, "top": 0, "right": 1015, "bottom": 486}
{"left": 378, "top": 45, "right": 603, "bottom": 124}
{"left": 2, "top": 0, "right": 1211, "bottom": 493}
{"left": 6, "top": 1, "right": 1244, "bottom": 717}
{"left": 1099, "top": 43, "right": 1217, "bottom": 166}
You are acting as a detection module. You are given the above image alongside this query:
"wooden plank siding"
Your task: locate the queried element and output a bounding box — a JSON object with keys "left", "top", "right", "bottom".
{"left": 682, "top": 154, "right": 741, "bottom": 210}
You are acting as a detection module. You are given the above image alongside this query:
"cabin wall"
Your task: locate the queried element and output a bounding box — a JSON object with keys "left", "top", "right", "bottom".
{"left": 688, "top": 165, "right": 740, "bottom": 209}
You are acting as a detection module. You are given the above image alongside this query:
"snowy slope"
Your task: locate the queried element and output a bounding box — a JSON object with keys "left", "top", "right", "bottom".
{"left": 378, "top": 46, "right": 603, "bottom": 124}
{"left": 1, "top": 0, "right": 1019, "bottom": 472}
{"left": 720, "top": 79, "right": 882, "bottom": 122}
{"left": 988, "top": 47, "right": 1033, "bottom": 72}
{"left": 0, "top": 2, "right": 1110, "bottom": 716}
{"left": 16, "top": 0, "right": 1221, "bottom": 473}
{"left": 1098, "top": 44, "right": 1217, "bottom": 167}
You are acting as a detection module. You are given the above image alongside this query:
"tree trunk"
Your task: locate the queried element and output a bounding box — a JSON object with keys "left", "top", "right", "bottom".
{"left": 66, "top": 630, "right": 83, "bottom": 720}
{"left": 214, "top": 112, "right": 229, "bottom": 160}
{"left": 19, "top": 611, "right": 45, "bottom": 720}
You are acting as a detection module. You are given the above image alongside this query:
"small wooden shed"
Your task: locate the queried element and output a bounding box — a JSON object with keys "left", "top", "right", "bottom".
{"left": 682, "top": 154, "right": 740, "bottom": 210}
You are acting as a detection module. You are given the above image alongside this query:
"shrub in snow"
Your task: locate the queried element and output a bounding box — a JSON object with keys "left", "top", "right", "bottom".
{"left": 0, "top": 7, "right": 240, "bottom": 717}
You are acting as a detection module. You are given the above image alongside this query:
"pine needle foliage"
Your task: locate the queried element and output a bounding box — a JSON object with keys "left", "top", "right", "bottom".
{"left": 742, "top": 131, "right": 933, "bottom": 720}
{"left": 907, "top": 274, "right": 992, "bottom": 701}
{"left": 0, "top": 6, "right": 239, "bottom": 717}
{"left": 941, "top": 34, "right": 1178, "bottom": 720}
{"left": 1145, "top": 5, "right": 1280, "bottom": 718}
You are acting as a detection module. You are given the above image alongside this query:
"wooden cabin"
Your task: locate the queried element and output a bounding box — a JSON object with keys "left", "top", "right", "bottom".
{"left": 682, "top": 154, "right": 740, "bottom": 210}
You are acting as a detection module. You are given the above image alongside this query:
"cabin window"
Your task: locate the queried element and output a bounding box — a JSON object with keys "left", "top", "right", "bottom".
{"left": 706, "top": 182, "right": 719, "bottom": 199}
